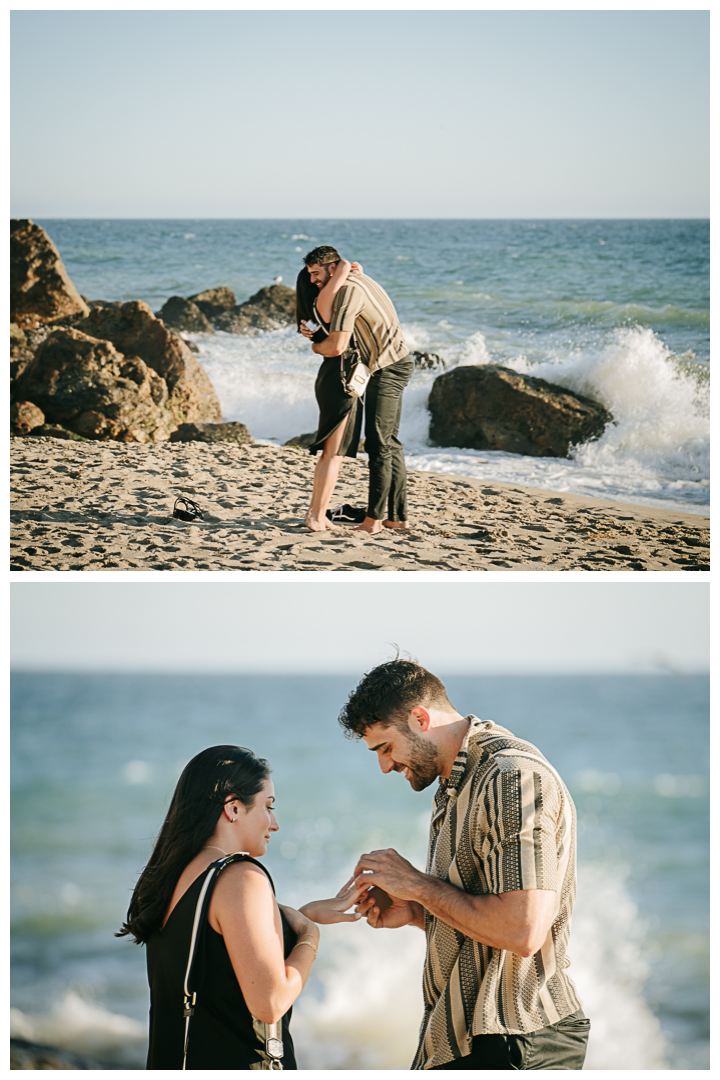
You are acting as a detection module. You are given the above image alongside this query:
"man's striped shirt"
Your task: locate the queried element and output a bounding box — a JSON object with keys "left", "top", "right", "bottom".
{"left": 413, "top": 716, "right": 583, "bottom": 1070}
{"left": 329, "top": 272, "right": 409, "bottom": 373}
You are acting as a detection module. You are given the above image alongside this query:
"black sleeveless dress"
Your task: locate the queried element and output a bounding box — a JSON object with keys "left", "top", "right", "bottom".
{"left": 308, "top": 305, "right": 363, "bottom": 458}
{"left": 146, "top": 857, "right": 298, "bottom": 1070}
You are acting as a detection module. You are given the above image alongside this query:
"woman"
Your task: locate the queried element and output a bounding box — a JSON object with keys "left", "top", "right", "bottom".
{"left": 118, "top": 745, "right": 365, "bottom": 1070}
{"left": 296, "top": 259, "right": 364, "bottom": 531}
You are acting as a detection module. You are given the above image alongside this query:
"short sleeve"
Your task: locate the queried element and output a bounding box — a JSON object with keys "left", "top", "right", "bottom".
{"left": 474, "top": 768, "right": 561, "bottom": 894}
{"left": 329, "top": 282, "right": 364, "bottom": 333}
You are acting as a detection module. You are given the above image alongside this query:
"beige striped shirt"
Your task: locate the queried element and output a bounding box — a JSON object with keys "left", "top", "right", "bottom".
{"left": 329, "top": 272, "right": 409, "bottom": 373}
{"left": 413, "top": 716, "right": 582, "bottom": 1070}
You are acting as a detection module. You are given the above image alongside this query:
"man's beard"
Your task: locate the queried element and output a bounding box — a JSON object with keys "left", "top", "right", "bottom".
{"left": 396, "top": 730, "right": 440, "bottom": 791}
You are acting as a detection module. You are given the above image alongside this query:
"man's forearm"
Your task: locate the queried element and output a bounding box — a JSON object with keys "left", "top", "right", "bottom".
{"left": 312, "top": 330, "right": 351, "bottom": 356}
{"left": 412, "top": 876, "right": 548, "bottom": 957}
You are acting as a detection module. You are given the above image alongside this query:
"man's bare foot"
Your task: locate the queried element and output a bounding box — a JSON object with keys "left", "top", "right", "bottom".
{"left": 305, "top": 510, "right": 338, "bottom": 532}
{"left": 354, "top": 517, "right": 384, "bottom": 535}
{"left": 383, "top": 520, "right": 409, "bottom": 530}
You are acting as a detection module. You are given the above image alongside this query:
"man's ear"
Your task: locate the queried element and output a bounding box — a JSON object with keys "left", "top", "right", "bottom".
{"left": 409, "top": 706, "right": 431, "bottom": 731}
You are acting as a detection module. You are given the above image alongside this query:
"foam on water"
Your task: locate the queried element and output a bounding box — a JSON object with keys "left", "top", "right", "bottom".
{"left": 190, "top": 320, "right": 708, "bottom": 514}
{"left": 8, "top": 863, "right": 666, "bottom": 1070}
{"left": 293, "top": 861, "right": 670, "bottom": 1070}
{"left": 10, "top": 990, "right": 147, "bottom": 1068}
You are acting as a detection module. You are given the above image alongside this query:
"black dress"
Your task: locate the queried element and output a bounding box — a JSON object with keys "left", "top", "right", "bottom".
{"left": 146, "top": 857, "right": 298, "bottom": 1070}
{"left": 308, "top": 306, "right": 363, "bottom": 457}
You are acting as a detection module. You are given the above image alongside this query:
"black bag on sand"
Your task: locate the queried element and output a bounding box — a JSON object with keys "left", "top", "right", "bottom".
{"left": 326, "top": 504, "right": 367, "bottom": 524}
{"left": 173, "top": 495, "right": 204, "bottom": 522}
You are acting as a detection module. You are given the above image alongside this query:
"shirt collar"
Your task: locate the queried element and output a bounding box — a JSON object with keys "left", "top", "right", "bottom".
{"left": 435, "top": 715, "right": 484, "bottom": 803}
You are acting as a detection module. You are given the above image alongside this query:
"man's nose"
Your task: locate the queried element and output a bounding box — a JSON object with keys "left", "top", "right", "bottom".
{"left": 378, "top": 753, "right": 395, "bottom": 775}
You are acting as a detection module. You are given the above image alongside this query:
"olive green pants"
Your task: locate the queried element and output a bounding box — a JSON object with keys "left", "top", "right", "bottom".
{"left": 428, "top": 1010, "right": 590, "bottom": 1070}
{"left": 364, "top": 357, "right": 414, "bottom": 521}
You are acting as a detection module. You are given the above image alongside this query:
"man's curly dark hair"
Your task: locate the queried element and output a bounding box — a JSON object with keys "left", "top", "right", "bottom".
{"left": 338, "top": 657, "right": 455, "bottom": 739}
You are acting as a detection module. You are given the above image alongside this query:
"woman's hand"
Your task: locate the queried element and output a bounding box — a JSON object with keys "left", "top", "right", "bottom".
{"left": 298, "top": 320, "right": 316, "bottom": 339}
{"left": 277, "top": 903, "right": 319, "bottom": 943}
{"left": 349, "top": 262, "right": 363, "bottom": 274}
{"left": 298, "top": 880, "right": 368, "bottom": 925}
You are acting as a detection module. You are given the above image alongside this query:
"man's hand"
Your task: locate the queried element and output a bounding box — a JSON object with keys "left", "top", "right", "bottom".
{"left": 353, "top": 847, "right": 430, "bottom": 902}
{"left": 355, "top": 885, "right": 423, "bottom": 930}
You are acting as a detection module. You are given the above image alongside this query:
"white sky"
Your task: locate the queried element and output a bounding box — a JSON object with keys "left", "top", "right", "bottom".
{"left": 10, "top": 8, "right": 709, "bottom": 218}
{"left": 10, "top": 582, "right": 709, "bottom": 674}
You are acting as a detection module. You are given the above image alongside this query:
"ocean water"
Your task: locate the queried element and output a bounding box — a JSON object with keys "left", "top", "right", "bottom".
{"left": 10, "top": 672, "right": 709, "bottom": 1070}
{"left": 36, "top": 218, "right": 709, "bottom": 515}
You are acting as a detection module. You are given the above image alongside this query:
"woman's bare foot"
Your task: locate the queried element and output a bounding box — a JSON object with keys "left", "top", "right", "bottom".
{"left": 354, "top": 517, "right": 384, "bottom": 535}
{"left": 305, "top": 510, "right": 339, "bottom": 532}
{"left": 383, "top": 520, "right": 409, "bottom": 530}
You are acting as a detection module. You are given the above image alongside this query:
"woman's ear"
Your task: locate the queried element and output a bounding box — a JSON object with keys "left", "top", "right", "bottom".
{"left": 224, "top": 798, "right": 241, "bottom": 822}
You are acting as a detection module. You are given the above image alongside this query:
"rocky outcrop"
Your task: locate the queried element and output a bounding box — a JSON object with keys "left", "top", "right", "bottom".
{"left": 214, "top": 284, "right": 296, "bottom": 334}
{"left": 79, "top": 301, "right": 221, "bottom": 427}
{"left": 10, "top": 219, "right": 90, "bottom": 329}
{"left": 188, "top": 286, "right": 236, "bottom": 321}
{"left": 428, "top": 364, "right": 612, "bottom": 458}
{"left": 16, "top": 328, "right": 174, "bottom": 442}
{"left": 170, "top": 421, "right": 253, "bottom": 445}
{"left": 10, "top": 401, "right": 45, "bottom": 435}
{"left": 411, "top": 351, "right": 446, "bottom": 371}
{"left": 284, "top": 432, "right": 317, "bottom": 449}
{"left": 156, "top": 296, "right": 215, "bottom": 334}
{"left": 11, "top": 1037, "right": 105, "bottom": 1070}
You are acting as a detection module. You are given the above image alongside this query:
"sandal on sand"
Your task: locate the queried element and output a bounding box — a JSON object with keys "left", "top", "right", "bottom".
{"left": 173, "top": 495, "right": 204, "bottom": 522}
{"left": 326, "top": 504, "right": 367, "bottom": 524}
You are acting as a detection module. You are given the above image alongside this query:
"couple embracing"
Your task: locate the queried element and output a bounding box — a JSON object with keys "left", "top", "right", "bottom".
{"left": 121, "top": 659, "right": 589, "bottom": 1071}
{"left": 295, "top": 246, "right": 414, "bottom": 534}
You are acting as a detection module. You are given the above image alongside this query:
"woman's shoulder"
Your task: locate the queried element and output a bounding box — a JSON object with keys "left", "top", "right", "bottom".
{"left": 214, "top": 857, "right": 274, "bottom": 894}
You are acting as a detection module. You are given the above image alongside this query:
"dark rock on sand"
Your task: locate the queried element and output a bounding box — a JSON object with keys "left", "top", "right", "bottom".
{"left": 411, "top": 351, "right": 446, "bottom": 371}
{"left": 29, "top": 424, "right": 90, "bottom": 441}
{"left": 10, "top": 220, "right": 90, "bottom": 329}
{"left": 170, "top": 421, "right": 254, "bottom": 445}
{"left": 284, "top": 432, "right": 317, "bottom": 449}
{"left": 157, "top": 296, "right": 215, "bottom": 334}
{"left": 79, "top": 301, "right": 222, "bottom": 427}
{"left": 428, "top": 364, "right": 612, "bottom": 458}
{"left": 11, "top": 1036, "right": 106, "bottom": 1070}
{"left": 214, "top": 284, "right": 296, "bottom": 334}
{"left": 188, "top": 286, "right": 236, "bottom": 321}
{"left": 10, "top": 324, "right": 37, "bottom": 385}
{"left": 10, "top": 401, "right": 45, "bottom": 436}
{"left": 16, "top": 327, "right": 173, "bottom": 443}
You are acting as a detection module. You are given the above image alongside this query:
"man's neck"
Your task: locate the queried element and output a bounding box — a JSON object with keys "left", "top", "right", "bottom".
{"left": 437, "top": 713, "right": 472, "bottom": 779}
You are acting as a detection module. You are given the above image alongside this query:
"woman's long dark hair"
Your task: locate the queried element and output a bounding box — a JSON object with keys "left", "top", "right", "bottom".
{"left": 118, "top": 745, "right": 271, "bottom": 944}
{"left": 295, "top": 267, "right": 327, "bottom": 342}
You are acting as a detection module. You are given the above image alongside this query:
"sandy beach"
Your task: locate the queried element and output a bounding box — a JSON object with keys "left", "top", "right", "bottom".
{"left": 10, "top": 436, "right": 708, "bottom": 572}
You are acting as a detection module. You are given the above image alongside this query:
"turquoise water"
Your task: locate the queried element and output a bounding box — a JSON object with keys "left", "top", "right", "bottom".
{"left": 36, "top": 218, "right": 709, "bottom": 514}
{"left": 11, "top": 672, "right": 709, "bottom": 1069}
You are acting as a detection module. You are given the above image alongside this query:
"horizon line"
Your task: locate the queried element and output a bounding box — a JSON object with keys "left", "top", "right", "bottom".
{"left": 18, "top": 215, "right": 710, "bottom": 222}
{"left": 10, "top": 666, "right": 708, "bottom": 677}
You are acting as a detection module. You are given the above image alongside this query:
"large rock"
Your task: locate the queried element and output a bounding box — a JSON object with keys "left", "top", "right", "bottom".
{"left": 428, "top": 364, "right": 612, "bottom": 458}
{"left": 16, "top": 327, "right": 173, "bottom": 442}
{"left": 11, "top": 1037, "right": 105, "bottom": 1070}
{"left": 10, "top": 400, "right": 45, "bottom": 435}
{"left": 188, "top": 286, "right": 236, "bottom": 321}
{"left": 79, "top": 300, "right": 221, "bottom": 427}
{"left": 10, "top": 219, "right": 90, "bottom": 329}
{"left": 170, "top": 421, "right": 253, "bottom": 445}
{"left": 214, "top": 284, "right": 296, "bottom": 334}
{"left": 157, "top": 296, "right": 215, "bottom": 334}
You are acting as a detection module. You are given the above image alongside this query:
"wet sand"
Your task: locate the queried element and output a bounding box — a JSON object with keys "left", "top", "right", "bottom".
{"left": 10, "top": 437, "right": 709, "bottom": 572}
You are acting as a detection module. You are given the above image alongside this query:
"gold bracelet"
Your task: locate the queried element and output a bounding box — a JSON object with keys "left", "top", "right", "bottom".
{"left": 292, "top": 938, "right": 318, "bottom": 956}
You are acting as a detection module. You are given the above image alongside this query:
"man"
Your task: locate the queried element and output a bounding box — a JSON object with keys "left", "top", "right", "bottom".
{"left": 303, "top": 246, "right": 414, "bottom": 534}
{"left": 339, "top": 659, "right": 590, "bottom": 1071}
